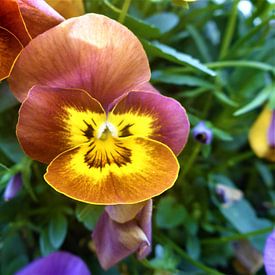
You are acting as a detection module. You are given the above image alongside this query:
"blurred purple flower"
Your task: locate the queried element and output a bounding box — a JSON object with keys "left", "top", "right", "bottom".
{"left": 264, "top": 230, "right": 275, "bottom": 275}
{"left": 92, "top": 199, "right": 152, "bottom": 270}
{"left": 4, "top": 173, "right": 22, "bottom": 201}
{"left": 192, "top": 121, "right": 213, "bottom": 144}
{"left": 16, "top": 251, "right": 91, "bottom": 275}
{"left": 268, "top": 110, "right": 275, "bottom": 148}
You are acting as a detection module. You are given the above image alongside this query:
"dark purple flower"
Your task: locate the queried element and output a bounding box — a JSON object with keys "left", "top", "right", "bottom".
{"left": 16, "top": 251, "right": 91, "bottom": 275}
{"left": 192, "top": 121, "right": 213, "bottom": 144}
{"left": 92, "top": 200, "right": 152, "bottom": 270}
{"left": 268, "top": 110, "right": 275, "bottom": 148}
{"left": 4, "top": 173, "right": 22, "bottom": 201}
{"left": 264, "top": 230, "right": 275, "bottom": 275}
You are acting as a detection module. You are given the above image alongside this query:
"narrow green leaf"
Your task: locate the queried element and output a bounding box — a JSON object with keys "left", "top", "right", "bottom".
{"left": 142, "top": 40, "right": 216, "bottom": 76}
{"left": 212, "top": 128, "right": 233, "bottom": 141}
{"left": 49, "top": 213, "right": 68, "bottom": 249}
{"left": 151, "top": 70, "right": 214, "bottom": 88}
{"left": 234, "top": 85, "right": 273, "bottom": 116}
{"left": 214, "top": 91, "right": 238, "bottom": 107}
{"left": 39, "top": 228, "right": 55, "bottom": 256}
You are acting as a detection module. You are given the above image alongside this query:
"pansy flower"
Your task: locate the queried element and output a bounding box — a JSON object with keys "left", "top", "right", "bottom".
{"left": 9, "top": 14, "right": 189, "bottom": 204}
{"left": 249, "top": 107, "right": 275, "bottom": 162}
{"left": 0, "top": 0, "right": 64, "bottom": 81}
{"left": 16, "top": 251, "right": 90, "bottom": 275}
{"left": 93, "top": 200, "right": 152, "bottom": 269}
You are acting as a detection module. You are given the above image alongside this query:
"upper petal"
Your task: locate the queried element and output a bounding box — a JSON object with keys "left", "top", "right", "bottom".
{"left": 17, "top": 86, "right": 105, "bottom": 164}
{"left": 44, "top": 137, "right": 179, "bottom": 204}
{"left": 18, "top": 0, "right": 64, "bottom": 38}
{"left": 109, "top": 91, "right": 190, "bottom": 155}
{"left": 0, "top": 27, "right": 23, "bottom": 81}
{"left": 16, "top": 251, "right": 90, "bottom": 275}
{"left": 9, "top": 13, "right": 151, "bottom": 107}
{"left": 0, "top": 0, "right": 30, "bottom": 46}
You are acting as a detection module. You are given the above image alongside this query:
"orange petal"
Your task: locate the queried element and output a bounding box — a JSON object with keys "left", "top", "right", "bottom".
{"left": 17, "top": 86, "right": 105, "bottom": 163}
{"left": 46, "top": 0, "right": 85, "bottom": 19}
{"left": 9, "top": 14, "right": 151, "bottom": 106}
{"left": 17, "top": 0, "right": 64, "bottom": 39}
{"left": 44, "top": 137, "right": 179, "bottom": 204}
{"left": 0, "top": 0, "right": 30, "bottom": 46}
{"left": 0, "top": 27, "right": 23, "bottom": 81}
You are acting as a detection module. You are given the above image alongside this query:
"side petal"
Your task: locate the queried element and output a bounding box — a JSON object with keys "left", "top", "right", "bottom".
{"left": 16, "top": 251, "right": 90, "bottom": 275}
{"left": 44, "top": 137, "right": 179, "bottom": 204}
{"left": 106, "top": 202, "right": 147, "bottom": 223}
{"left": 109, "top": 91, "right": 190, "bottom": 155}
{"left": 46, "top": 0, "right": 85, "bottom": 19}
{"left": 9, "top": 14, "right": 151, "bottom": 106}
{"left": 18, "top": 0, "right": 64, "bottom": 38}
{"left": 93, "top": 212, "right": 149, "bottom": 270}
{"left": 264, "top": 230, "right": 275, "bottom": 275}
{"left": 0, "top": 0, "right": 30, "bottom": 46}
{"left": 0, "top": 27, "right": 23, "bottom": 81}
{"left": 17, "top": 86, "right": 105, "bottom": 164}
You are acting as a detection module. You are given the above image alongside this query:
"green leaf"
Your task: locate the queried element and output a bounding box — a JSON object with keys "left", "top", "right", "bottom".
{"left": 156, "top": 196, "right": 187, "bottom": 229}
{"left": 234, "top": 84, "right": 273, "bottom": 116}
{"left": 151, "top": 70, "right": 214, "bottom": 88}
{"left": 255, "top": 161, "right": 274, "bottom": 188}
{"left": 49, "top": 213, "right": 68, "bottom": 249}
{"left": 212, "top": 127, "right": 233, "bottom": 141}
{"left": 213, "top": 91, "right": 238, "bottom": 107}
{"left": 268, "top": 84, "right": 275, "bottom": 109}
{"left": 39, "top": 228, "right": 56, "bottom": 256}
{"left": 76, "top": 203, "right": 104, "bottom": 230}
{"left": 145, "top": 12, "right": 179, "bottom": 34}
{"left": 142, "top": 40, "right": 216, "bottom": 76}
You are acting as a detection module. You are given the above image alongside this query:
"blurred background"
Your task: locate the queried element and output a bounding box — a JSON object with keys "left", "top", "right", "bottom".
{"left": 0, "top": 0, "right": 274, "bottom": 274}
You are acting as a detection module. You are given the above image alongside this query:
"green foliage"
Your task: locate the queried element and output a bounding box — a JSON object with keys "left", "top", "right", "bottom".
{"left": 1, "top": 0, "right": 274, "bottom": 274}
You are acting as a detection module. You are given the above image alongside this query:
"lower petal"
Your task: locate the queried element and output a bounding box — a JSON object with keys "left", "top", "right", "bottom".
{"left": 44, "top": 137, "right": 179, "bottom": 204}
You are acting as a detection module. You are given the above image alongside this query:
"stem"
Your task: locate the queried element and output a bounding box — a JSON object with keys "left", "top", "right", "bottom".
{"left": 219, "top": 0, "right": 239, "bottom": 59}
{"left": 156, "top": 234, "right": 225, "bottom": 275}
{"left": 201, "top": 227, "right": 273, "bottom": 245}
{"left": 183, "top": 143, "right": 202, "bottom": 175}
{"left": 118, "top": 0, "right": 132, "bottom": 23}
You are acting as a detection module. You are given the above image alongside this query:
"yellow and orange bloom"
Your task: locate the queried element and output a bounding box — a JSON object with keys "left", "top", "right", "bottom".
{"left": 93, "top": 200, "right": 152, "bottom": 269}
{"left": 0, "top": 0, "right": 64, "bottom": 81}
{"left": 10, "top": 14, "right": 189, "bottom": 204}
{"left": 249, "top": 107, "right": 275, "bottom": 162}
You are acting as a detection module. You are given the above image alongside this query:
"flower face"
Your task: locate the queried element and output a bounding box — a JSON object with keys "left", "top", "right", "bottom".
{"left": 192, "top": 121, "right": 213, "bottom": 144}
{"left": 12, "top": 14, "right": 189, "bottom": 204}
{"left": 264, "top": 230, "right": 275, "bottom": 275}
{"left": 249, "top": 107, "right": 275, "bottom": 161}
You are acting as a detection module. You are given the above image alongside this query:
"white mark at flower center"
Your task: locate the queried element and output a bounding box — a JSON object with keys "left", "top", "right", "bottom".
{"left": 97, "top": 121, "right": 118, "bottom": 140}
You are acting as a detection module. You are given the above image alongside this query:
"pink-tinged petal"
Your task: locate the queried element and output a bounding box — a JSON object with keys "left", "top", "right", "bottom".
{"left": 264, "top": 230, "right": 275, "bottom": 275}
{"left": 9, "top": 14, "right": 151, "bottom": 106}
{"left": 17, "top": 86, "right": 105, "bottom": 164}
{"left": 0, "top": 27, "right": 23, "bottom": 81}
{"left": 16, "top": 251, "right": 90, "bottom": 275}
{"left": 109, "top": 91, "right": 190, "bottom": 155}
{"left": 136, "top": 199, "right": 153, "bottom": 259}
{"left": 93, "top": 211, "right": 150, "bottom": 270}
{"left": 133, "top": 82, "right": 160, "bottom": 94}
{"left": 0, "top": 0, "right": 30, "bottom": 46}
{"left": 46, "top": 0, "right": 85, "bottom": 19}
{"left": 106, "top": 201, "right": 147, "bottom": 223}
{"left": 18, "top": 0, "right": 64, "bottom": 38}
